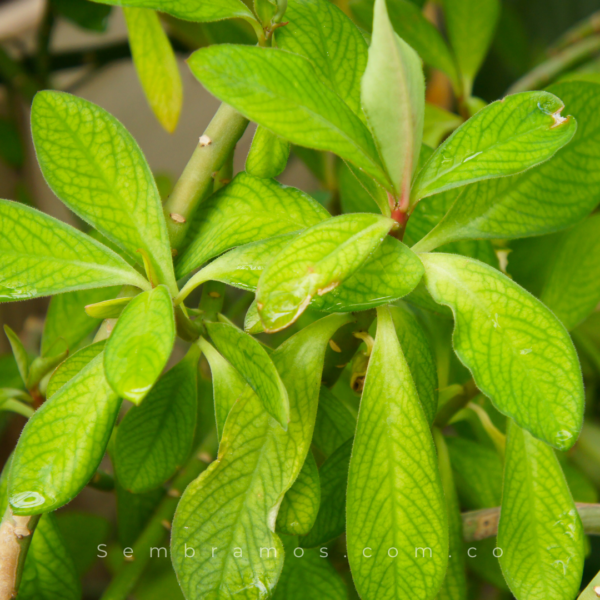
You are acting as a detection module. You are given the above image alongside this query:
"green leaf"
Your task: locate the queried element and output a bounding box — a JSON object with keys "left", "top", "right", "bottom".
{"left": 256, "top": 214, "right": 396, "bottom": 332}
{"left": 411, "top": 91, "right": 577, "bottom": 205}
{"left": 310, "top": 236, "right": 424, "bottom": 313}
{"left": 498, "top": 421, "right": 585, "bottom": 600}
{"left": 312, "top": 387, "right": 356, "bottom": 458}
{"left": 19, "top": 513, "right": 81, "bottom": 600}
{"left": 187, "top": 45, "right": 390, "bottom": 189}
{"left": 433, "top": 430, "right": 467, "bottom": 600}
{"left": 91, "top": 0, "right": 256, "bottom": 22}
{"left": 442, "top": 0, "right": 500, "bottom": 94}
{"left": 197, "top": 337, "right": 247, "bottom": 441}
{"left": 124, "top": 7, "right": 183, "bottom": 133}
{"left": 3, "top": 325, "right": 28, "bottom": 386}
{"left": 41, "top": 288, "right": 117, "bottom": 357}
{"left": 539, "top": 213, "right": 600, "bottom": 331}
{"left": 421, "top": 253, "right": 584, "bottom": 450}
{"left": 56, "top": 511, "right": 111, "bottom": 576}
{"left": 301, "top": 437, "right": 352, "bottom": 548}
{"left": 246, "top": 127, "right": 290, "bottom": 179}
{"left": 177, "top": 172, "right": 329, "bottom": 278}
{"left": 52, "top": 0, "right": 111, "bottom": 31}
{"left": 85, "top": 295, "right": 134, "bottom": 319}
{"left": 446, "top": 437, "right": 502, "bottom": 509}
{"left": 347, "top": 306, "right": 448, "bottom": 599}
{"left": 275, "top": 0, "right": 368, "bottom": 117}
{"left": 338, "top": 162, "right": 379, "bottom": 214}
{"left": 104, "top": 285, "right": 175, "bottom": 405}
{"left": 277, "top": 451, "right": 321, "bottom": 536}
{"left": 0, "top": 199, "right": 149, "bottom": 301}
{"left": 0, "top": 454, "right": 13, "bottom": 515}
{"left": 114, "top": 346, "right": 198, "bottom": 493}
{"left": 388, "top": 305, "right": 437, "bottom": 424}
{"left": 46, "top": 340, "right": 105, "bottom": 398}
{"left": 423, "top": 103, "right": 463, "bottom": 148}
{"left": 413, "top": 82, "right": 600, "bottom": 250}
{"left": 172, "top": 314, "right": 352, "bottom": 598}
{"left": 0, "top": 397, "right": 34, "bottom": 418}
{"left": 8, "top": 353, "right": 120, "bottom": 515}
{"left": 115, "top": 481, "right": 163, "bottom": 548}
{"left": 273, "top": 536, "right": 348, "bottom": 600}
{"left": 362, "top": 0, "right": 425, "bottom": 199}
{"left": 206, "top": 321, "right": 289, "bottom": 428}
{"left": 579, "top": 570, "right": 600, "bottom": 600}
{"left": 31, "top": 91, "right": 176, "bottom": 292}
{"left": 387, "top": 0, "right": 460, "bottom": 92}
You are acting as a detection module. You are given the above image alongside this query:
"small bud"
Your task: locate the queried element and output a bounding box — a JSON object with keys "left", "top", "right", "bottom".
{"left": 329, "top": 340, "right": 342, "bottom": 353}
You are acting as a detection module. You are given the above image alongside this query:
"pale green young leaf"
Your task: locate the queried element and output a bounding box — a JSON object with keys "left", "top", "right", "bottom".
{"left": 85, "top": 295, "right": 133, "bottom": 319}
{"left": 411, "top": 92, "right": 577, "bottom": 204}
{"left": 301, "top": 437, "right": 352, "bottom": 548}
{"left": 206, "top": 321, "right": 290, "bottom": 428}
{"left": 277, "top": 451, "right": 321, "bottom": 536}
{"left": 41, "top": 288, "right": 117, "bottom": 357}
{"left": 312, "top": 387, "right": 356, "bottom": 458}
{"left": 31, "top": 91, "right": 176, "bottom": 292}
{"left": 0, "top": 454, "right": 13, "bottom": 515}
{"left": 244, "top": 299, "right": 263, "bottom": 335}
{"left": 8, "top": 353, "right": 120, "bottom": 515}
{"left": 46, "top": 340, "right": 105, "bottom": 398}
{"left": 104, "top": 285, "right": 175, "bottom": 405}
{"left": 256, "top": 214, "right": 396, "bottom": 332}
{"left": 442, "top": 0, "right": 499, "bottom": 94}
{"left": 362, "top": 0, "right": 425, "bottom": 199}
{"left": 197, "top": 336, "right": 247, "bottom": 441}
{"left": 273, "top": 536, "right": 348, "bottom": 600}
{"left": 91, "top": 0, "right": 256, "bottom": 23}
{"left": 421, "top": 253, "right": 584, "bottom": 450}
{"left": 413, "top": 82, "right": 600, "bottom": 251}
{"left": 423, "top": 103, "right": 463, "bottom": 148}
{"left": 246, "top": 127, "right": 290, "bottom": 179}
{"left": 0, "top": 199, "right": 149, "bottom": 300}
{"left": 172, "top": 314, "right": 352, "bottom": 598}
{"left": 19, "top": 513, "right": 81, "bottom": 600}
{"left": 310, "top": 236, "right": 424, "bottom": 313}
{"left": 498, "top": 421, "right": 585, "bottom": 600}
{"left": 176, "top": 172, "right": 329, "bottom": 278}
{"left": 3, "top": 325, "right": 28, "bottom": 386}
{"left": 275, "top": 0, "right": 368, "bottom": 116}
{"left": 114, "top": 346, "right": 198, "bottom": 493}
{"left": 387, "top": 0, "right": 460, "bottom": 92}
{"left": 540, "top": 214, "right": 600, "bottom": 331}
{"left": 579, "top": 570, "right": 600, "bottom": 600}
{"left": 389, "top": 305, "right": 437, "bottom": 424}
{"left": 124, "top": 7, "right": 182, "bottom": 133}
{"left": 187, "top": 46, "right": 391, "bottom": 189}
{"left": 433, "top": 430, "right": 467, "bottom": 600}
{"left": 347, "top": 306, "right": 448, "bottom": 599}
{"left": 446, "top": 437, "right": 502, "bottom": 509}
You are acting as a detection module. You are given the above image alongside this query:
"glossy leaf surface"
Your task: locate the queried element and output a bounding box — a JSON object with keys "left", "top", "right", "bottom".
{"left": 412, "top": 92, "right": 577, "bottom": 204}
{"left": 31, "top": 91, "right": 176, "bottom": 291}
{"left": 498, "top": 421, "right": 585, "bottom": 600}
{"left": 114, "top": 346, "right": 198, "bottom": 492}
{"left": 9, "top": 353, "right": 120, "bottom": 514}
{"left": 0, "top": 199, "right": 148, "bottom": 300}
{"left": 347, "top": 307, "right": 448, "bottom": 600}
{"left": 256, "top": 214, "right": 396, "bottom": 331}
{"left": 422, "top": 253, "right": 584, "bottom": 449}
{"left": 104, "top": 285, "right": 175, "bottom": 405}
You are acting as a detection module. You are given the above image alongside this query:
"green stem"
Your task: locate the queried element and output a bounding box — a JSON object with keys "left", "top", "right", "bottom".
{"left": 36, "top": 2, "right": 55, "bottom": 88}
{"left": 507, "top": 35, "right": 600, "bottom": 94}
{"left": 163, "top": 104, "right": 249, "bottom": 251}
{"left": 550, "top": 10, "right": 600, "bottom": 54}
{"left": 99, "top": 433, "right": 217, "bottom": 600}
{"left": 88, "top": 469, "right": 115, "bottom": 492}
{"left": 199, "top": 281, "right": 226, "bottom": 322}
{"left": 462, "top": 503, "right": 600, "bottom": 542}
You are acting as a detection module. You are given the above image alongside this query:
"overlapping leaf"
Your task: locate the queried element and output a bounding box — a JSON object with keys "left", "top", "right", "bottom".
{"left": 411, "top": 91, "right": 577, "bottom": 204}
{"left": 347, "top": 306, "right": 448, "bottom": 600}
{"left": 114, "top": 346, "right": 198, "bottom": 492}
{"left": 8, "top": 353, "right": 120, "bottom": 515}
{"left": 172, "top": 314, "right": 351, "bottom": 599}
{"left": 421, "top": 253, "right": 584, "bottom": 449}
{"left": 176, "top": 172, "right": 328, "bottom": 278}
{"left": 0, "top": 200, "right": 148, "bottom": 300}
{"left": 312, "top": 387, "right": 356, "bottom": 458}
{"left": 246, "top": 127, "right": 290, "bottom": 179}
{"left": 498, "top": 421, "right": 585, "bottom": 600}
{"left": 31, "top": 91, "right": 176, "bottom": 291}
{"left": 104, "top": 285, "right": 175, "bottom": 405}
{"left": 187, "top": 45, "right": 390, "bottom": 188}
